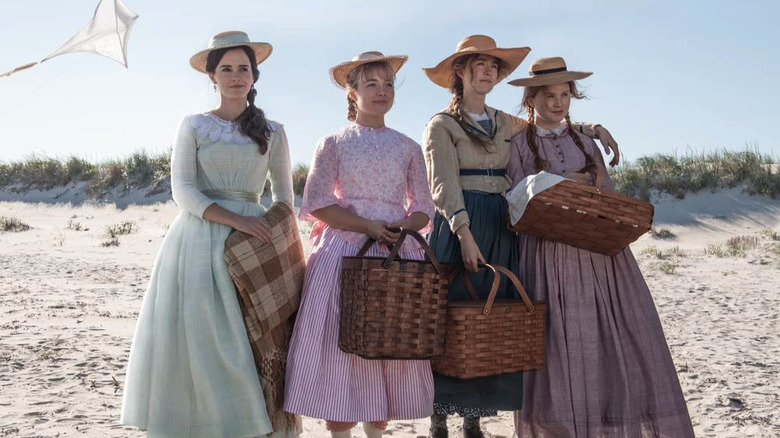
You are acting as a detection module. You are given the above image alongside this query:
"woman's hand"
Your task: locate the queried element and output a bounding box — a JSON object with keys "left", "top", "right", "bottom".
{"left": 595, "top": 125, "right": 620, "bottom": 167}
{"left": 456, "top": 225, "right": 485, "bottom": 272}
{"left": 387, "top": 212, "right": 429, "bottom": 233}
{"left": 233, "top": 215, "right": 273, "bottom": 244}
{"left": 365, "top": 220, "right": 401, "bottom": 244}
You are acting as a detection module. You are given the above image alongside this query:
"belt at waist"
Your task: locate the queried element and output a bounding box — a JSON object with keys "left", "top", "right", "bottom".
{"left": 202, "top": 189, "right": 261, "bottom": 203}
{"left": 459, "top": 168, "right": 506, "bottom": 177}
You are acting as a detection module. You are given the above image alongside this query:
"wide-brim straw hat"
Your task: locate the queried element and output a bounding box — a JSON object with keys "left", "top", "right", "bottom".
{"left": 190, "top": 31, "right": 273, "bottom": 73}
{"left": 330, "top": 51, "right": 408, "bottom": 89}
{"left": 423, "top": 35, "right": 531, "bottom": 89}
{"left": 508, "top": 56, "right": 591, "bottom": 87}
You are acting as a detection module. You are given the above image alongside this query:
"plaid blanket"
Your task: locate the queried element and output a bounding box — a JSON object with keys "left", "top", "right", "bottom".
{"left": 224, "top": 201, "right": 304, "bottom": 432}
{"left": 224, "top": 201, "right": 305, "bottom": 352}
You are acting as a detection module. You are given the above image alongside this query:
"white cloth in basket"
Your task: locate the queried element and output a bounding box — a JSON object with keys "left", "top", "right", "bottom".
{"left": 505, "top": 171, "right": 568, "bottom": 226}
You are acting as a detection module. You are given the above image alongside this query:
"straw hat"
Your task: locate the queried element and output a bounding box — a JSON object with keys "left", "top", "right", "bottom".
{"left": 508, "top": 57, "right": 591, "bottom": 87}
{"left": 190, "top": 31, "right": 273, "bottom": 73}
{"left": 330, "top": 51, "right": 408, "bottom": 89}
{"left": 422, "top": 35, "right": 531, "bottom": 88}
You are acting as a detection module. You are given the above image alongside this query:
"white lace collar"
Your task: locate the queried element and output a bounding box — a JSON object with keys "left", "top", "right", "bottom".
{"left": 190, "top": 113, "right": 252, "bottom": 145}
{"left": 536, "top": 122, "right": 568, "bottom": 136}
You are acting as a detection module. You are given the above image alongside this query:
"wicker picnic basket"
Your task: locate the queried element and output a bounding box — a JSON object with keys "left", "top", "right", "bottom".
{"left": 431, "top": 264, "right": 546, "bottom": 379}
{"left": 339, "top": 229, "right": 449, "bottom": 360}
{"left": 508, "top": 180, "right": 654, "bottom": 256}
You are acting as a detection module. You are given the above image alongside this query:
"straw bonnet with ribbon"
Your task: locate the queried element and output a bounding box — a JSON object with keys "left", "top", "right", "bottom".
{"left": 190, "top": 31, "right": 273, "bottom": 73}
{"left": 508, "top": 57, "right": 592, "bottom": 87}
{"left": 330, "top": 51, "right": 408, "bottom": 89}
{"left": 423, "top": 35, "right": 531, "bottom": 89}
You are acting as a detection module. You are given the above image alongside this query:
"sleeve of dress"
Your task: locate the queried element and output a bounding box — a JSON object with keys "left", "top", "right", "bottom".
{"left": 267, "top": 123, "right": 294, "bottom": 207}
{"left": 405, "top": 140, "right": 435, "bottom": 234}
{"left": 423, "top": 115, "right": 469, "bottom": 233}
{"left": 507, "top": 133, "right": 531, "bottom": 190}
{"left": 298, "top": 136, "right": 340, "bottom": 222}
{"left": 170, "top": 116, "right": 215, "bottom": 218}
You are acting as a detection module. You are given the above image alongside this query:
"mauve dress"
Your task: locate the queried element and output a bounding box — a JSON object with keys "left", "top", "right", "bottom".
{"left": 507, "top": 124, "right": 695, "bottom": 437}
{"left": 283, "top": 124, "right": 435, "bottom": 422}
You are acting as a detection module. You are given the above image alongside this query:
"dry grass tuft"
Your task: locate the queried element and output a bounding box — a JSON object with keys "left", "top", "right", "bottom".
{"left": 0, "top": 216, "right": 31, "bottom": 232}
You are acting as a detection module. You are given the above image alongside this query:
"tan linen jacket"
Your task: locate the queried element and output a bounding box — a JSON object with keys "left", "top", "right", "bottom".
{"left": 423, "top": 105, "right": 599, "bottom": 232}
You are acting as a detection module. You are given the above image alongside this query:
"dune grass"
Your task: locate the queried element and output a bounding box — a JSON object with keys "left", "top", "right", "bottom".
{"left": 609, "top": 148, "right": 779, "bottom": 201}
{"left": 0, "top": 151, "right": 311, "bottom": 198}
{"left": 2, "top": 147, "right": 777, "bottom": 202}
{"left": 0, "top": 216, "right": 31, "bottom": 232}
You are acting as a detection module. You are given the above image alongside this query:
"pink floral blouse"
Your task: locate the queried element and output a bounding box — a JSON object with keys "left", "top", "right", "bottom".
{"left": 300, "top": 124, "right": 434, "bottom": 251}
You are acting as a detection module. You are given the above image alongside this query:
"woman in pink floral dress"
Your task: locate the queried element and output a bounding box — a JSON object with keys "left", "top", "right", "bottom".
{"left": 283, "top": 52, "right": 435, "bottom": 438}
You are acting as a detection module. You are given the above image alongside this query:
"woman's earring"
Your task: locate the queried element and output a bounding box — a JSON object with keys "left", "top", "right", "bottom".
{"left": 213, "top": 84, "right": 217, "bottom": 92}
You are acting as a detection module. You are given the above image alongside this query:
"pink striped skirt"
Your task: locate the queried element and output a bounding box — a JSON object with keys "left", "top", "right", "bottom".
{"left": 283, "top": 227, "right": 434, "bottom": 422}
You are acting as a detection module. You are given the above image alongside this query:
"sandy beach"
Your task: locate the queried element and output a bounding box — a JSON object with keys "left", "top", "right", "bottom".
{"left": 1, "top": 188, "right": 779, "bottom": 437}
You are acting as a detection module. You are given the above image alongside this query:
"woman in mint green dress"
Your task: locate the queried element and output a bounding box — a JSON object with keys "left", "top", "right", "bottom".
{"left": 120, "top": 31, "right": 299, "bottom": 438}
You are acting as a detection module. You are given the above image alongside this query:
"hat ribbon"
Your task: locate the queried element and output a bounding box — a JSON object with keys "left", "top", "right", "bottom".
{"left": 530, "top": 66, "right": 568, "bottom": 76}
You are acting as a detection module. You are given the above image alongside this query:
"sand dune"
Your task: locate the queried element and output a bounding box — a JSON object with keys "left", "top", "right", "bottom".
{"left": 1, "top": 190, "right": 779, "bottom": 437}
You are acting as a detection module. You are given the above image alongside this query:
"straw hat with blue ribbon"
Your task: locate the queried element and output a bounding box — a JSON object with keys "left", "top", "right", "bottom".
{"left": 508, "top": 56, "right": 591, "bottom": 87}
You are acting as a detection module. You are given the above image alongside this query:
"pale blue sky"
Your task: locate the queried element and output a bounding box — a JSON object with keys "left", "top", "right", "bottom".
{"left": 1, "top": 0, "right": 778, "bottom": 166}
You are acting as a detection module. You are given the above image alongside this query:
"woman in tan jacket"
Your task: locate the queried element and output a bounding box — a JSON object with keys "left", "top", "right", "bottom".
{"left": 421, "top": 35, "right": 619, "bottom": 438}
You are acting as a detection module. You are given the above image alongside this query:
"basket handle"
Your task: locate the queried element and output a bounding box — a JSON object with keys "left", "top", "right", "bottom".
{"left": 355, "top": 228, "right": 444, "bottom": 274}
{"left": 382, "top": 228, "right": 444, "bottom": 274}
{"left": 450, "top": 264, "right": 535, "bottom": 315}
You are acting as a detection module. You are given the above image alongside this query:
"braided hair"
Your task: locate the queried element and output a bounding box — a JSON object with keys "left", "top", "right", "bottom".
{"left": 206, "top": 46, "right": 271, "bottom": 154}
{"left": 446, "top": 54, "right": 507, "bottom": 152}
{"left": 522, "top": 81, "right": 593, "bottom": 173}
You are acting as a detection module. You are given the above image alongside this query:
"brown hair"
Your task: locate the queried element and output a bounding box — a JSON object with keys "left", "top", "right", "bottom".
{"left": 447, "top": 54, "right": 508, "bottom": 151}
{"left": 522, "top": 81, "right": 592, "bottom": 172}
{"left": 344, "top": 61, "right": 396, "bottom": 121}
{"left": 206, "top": 46, "right": 270, "bottom": 154}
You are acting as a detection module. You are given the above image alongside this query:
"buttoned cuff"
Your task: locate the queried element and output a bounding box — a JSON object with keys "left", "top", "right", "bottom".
{"left": 448, "top": 209, "right": 470, "bottom": 233}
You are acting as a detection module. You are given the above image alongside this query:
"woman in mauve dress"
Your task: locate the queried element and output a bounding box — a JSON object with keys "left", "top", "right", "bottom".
{"left": 506, "top": 56, "right": 695, "bottom": 438}
{"left": 283, "top": 51, "right": 435, "bottom": 438}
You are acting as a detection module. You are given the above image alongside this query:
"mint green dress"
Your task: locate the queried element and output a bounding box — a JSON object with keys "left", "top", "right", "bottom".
{"left": 120, "top": 113, "right": 298, "bottom": 438}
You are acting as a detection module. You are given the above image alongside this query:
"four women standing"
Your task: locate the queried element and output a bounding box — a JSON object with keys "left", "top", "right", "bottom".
{"left": 120, "top": 29, "right": 692, "bottom": 438}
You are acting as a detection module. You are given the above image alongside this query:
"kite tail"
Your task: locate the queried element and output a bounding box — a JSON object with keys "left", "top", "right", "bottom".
{"left": 0, "top": 62, "right": 38, "bottom": 79}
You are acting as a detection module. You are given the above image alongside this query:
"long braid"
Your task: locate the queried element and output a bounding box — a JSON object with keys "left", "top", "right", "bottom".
{"left": 565, "top": 113, "right": 595, "bottom": 170}
{"left": 526, "top": 108, "right": 549, "bottom": 173}
{"left": 238, "top": 84, "right": 270, "bottom": 154}
{"left": 522, "top": 92, "right": 549, "bottom": 172}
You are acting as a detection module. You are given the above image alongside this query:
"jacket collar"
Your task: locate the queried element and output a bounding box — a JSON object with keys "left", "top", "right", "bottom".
{"left": 462, "top": 105, "right": 499, "bottom": 140}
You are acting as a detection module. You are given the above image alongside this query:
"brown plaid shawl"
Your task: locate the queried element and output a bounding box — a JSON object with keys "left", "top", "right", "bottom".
{"left": 224, "top": 201, "right": 304, "bottom": 352}
{"left": 224, "top": 201, "right": 304, "bottom": 433}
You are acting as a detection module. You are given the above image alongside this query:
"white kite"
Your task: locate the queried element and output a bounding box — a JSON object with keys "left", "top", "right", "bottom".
{"left": 0, "top": 0, "right": 138, "bottom": 78}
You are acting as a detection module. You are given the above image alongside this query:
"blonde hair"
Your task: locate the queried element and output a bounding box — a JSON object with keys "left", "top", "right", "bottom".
{"left": 522, "top": 81, "right": 592, "bottom": 172}
{"left": 344, "top": 62, "right": 396, "bottom": 121}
